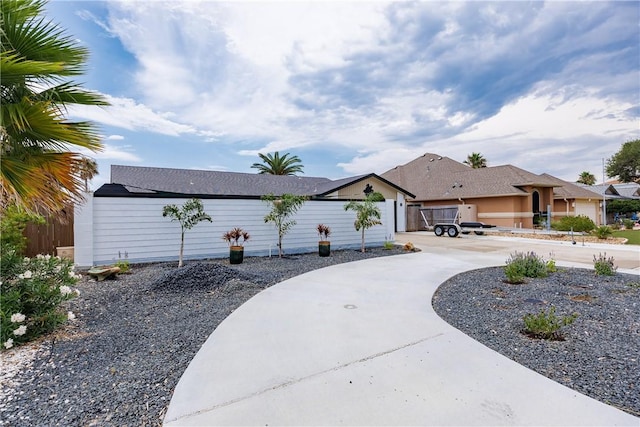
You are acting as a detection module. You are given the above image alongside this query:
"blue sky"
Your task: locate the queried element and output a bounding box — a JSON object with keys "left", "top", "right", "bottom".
{"left": 45, "top": 1, "right": 639, "bottom": 190}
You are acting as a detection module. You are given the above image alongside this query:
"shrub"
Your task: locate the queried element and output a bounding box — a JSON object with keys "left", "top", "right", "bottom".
{"left": 592, "top": 225, "right": 613, "bottom": 239}
{"left": 622, "top": 219, "right": 635, "bottom": 230}
{"left": 1, "top": 253, "right": 81, "bottom": 350}
{"left": 593, "top": 253, "right": 617, "bottom": 276}
{"left": 551, "top": 215, "right": 596, "bottom": 233}
{"left": 383, "top": 241, "right": 394, "bottom": 250}
{"left": 114, "top": 259, "right": 131, "bottom": 274}
{"left": 522, "top": 306, "right": 577, "bottom": 340}
{"left": 504, "top": 251, "right": 548, "bottom": 283}
{"left": 0, "top": 205, "right": 44, "bottom": 253}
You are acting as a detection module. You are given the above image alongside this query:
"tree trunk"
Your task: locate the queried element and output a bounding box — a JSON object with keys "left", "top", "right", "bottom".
{"left": 179, "top": 231, "right": 185, "bottom": 267}
{"left": 361, "top": 229, "right": 365, "bottom": 252}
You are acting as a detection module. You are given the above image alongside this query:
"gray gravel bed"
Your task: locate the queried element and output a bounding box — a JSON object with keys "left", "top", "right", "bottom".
{"left": 432, "top": 267, "right": 640, "bottom": 417}
{"left": 0, "top": 248, "right": 407, "bottom": 427}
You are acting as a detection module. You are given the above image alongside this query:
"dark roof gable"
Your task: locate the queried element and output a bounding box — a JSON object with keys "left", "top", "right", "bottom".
{"left": 96, "top": 165, "right": 414, "bottom": 199}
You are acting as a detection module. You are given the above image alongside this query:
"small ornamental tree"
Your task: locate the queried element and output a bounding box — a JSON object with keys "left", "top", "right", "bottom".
{"left": 262, "top": 193, "right": 307, "bottom": 257}
{"left": 344, "top": 192, "right": 384, "bottom": 252}
{"left": 162, "top": 198, "right": 212, "bottom": 267}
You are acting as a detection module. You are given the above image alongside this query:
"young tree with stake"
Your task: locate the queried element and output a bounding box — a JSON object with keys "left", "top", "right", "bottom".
{"left": 162, "top": 198, "right": 212, "bottom": 267}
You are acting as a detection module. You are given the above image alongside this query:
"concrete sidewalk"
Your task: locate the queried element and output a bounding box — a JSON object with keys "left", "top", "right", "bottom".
{"left": 164, "top": 234, "right": 639, "bottom": 426}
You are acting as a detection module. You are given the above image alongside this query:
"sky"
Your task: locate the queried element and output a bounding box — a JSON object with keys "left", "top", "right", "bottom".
{"left": 45, "top": 1, "right": 639, "bottom": 190}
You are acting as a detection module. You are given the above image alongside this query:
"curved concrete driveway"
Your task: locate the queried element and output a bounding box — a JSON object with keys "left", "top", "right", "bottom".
{"left": 165, "top": 233, "right": 639, "bottom": 426}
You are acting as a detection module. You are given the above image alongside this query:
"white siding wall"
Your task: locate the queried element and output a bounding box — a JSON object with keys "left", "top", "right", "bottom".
{"left": 76, "top": 197, "right": 391, "bottom": 266}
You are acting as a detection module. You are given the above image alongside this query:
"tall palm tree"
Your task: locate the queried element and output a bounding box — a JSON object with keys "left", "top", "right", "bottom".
{"left": 75, "top": 156, "right": 99, "bottom": 192}
{"left": 251, "top": 152, "right": 304, "bottom": 175}
{"left": 463, "top": 152, "right": 487, "bottom": 168}
{"left": 576, "top": 171, "right": 596, "bottom": 185}
{"left": 1, "top": 0, "right": 108, "bottom": 214}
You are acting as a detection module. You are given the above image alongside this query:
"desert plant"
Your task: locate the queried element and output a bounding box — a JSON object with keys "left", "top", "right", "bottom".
{"left": 593, "top": 253, "right": 617, "bottom": 276}
{"left": 504, "top": 251, "right": 548, "bottom": 283}
{"left": 344, "top": 192, "right": 384, "bottom": 253}
{"left": 162, "top": 198, "right": 212, "bottom": 267}
{"left": 1, "top": 253, "right": 81, "bottom": 350}
{"left": 522, "top": 306, "right": 578, "bottom": 340}
{"left": 551, "top": 215, "right": 596, "bottom": 233}
{"left": 504, "top": 261, "right": 526, "bottom": 284}
{"left": 222, "top": 227, "right": 250, "bottom": 247}
{"left": 592, "top": 225, "right": 613, "bottom": 239}
{"left": 317, "top": 224, "right": 331, "bottom": 242}
{"left": 114, "top": 259, "right": 131, "bottom": 274}
{"left": 383, "top": 241, "right": 395, "bottom": 250}
{"left": 262, "top": 194, "right": 307, "bottom": 257}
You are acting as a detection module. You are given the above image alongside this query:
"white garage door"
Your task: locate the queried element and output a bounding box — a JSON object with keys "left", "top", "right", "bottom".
{"left": 575, "top": 201, "right": 597, "bottom": 223}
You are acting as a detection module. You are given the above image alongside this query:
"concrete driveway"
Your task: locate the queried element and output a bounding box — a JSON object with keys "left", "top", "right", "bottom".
{"left": 164, "top": 232, "right": 638, "bottom": 426}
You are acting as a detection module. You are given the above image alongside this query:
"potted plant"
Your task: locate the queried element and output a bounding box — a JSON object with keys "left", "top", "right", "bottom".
{"left": 222, "top": 227, "right": 250, "bottom": 264}
{"left": 317, "top": 224, "right": 331, "bottom": 257}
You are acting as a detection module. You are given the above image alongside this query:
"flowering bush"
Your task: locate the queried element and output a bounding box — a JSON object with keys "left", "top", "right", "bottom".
{"left": 1, "top": 253, "right": 81, "bottom": 350}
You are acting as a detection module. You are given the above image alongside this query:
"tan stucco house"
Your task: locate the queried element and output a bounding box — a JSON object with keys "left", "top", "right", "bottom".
{"left": 381, "top": 153, "right": 603, "bottom": 229}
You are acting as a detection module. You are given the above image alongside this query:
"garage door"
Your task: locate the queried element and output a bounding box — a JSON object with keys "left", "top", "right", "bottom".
{"left": 575, "top": 201, "right": 597, "bottom": 223}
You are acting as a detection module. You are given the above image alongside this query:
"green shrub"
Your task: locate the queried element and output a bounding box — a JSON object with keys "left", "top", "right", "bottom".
{"left": 504, "top": 251, "right": 548, "bottom": 283}
{"left": 592, "top": 225, "right": 613, "bottom": 239}
{"left": 551, "top": 215, "right": 596, "bottom": 233}
{"left": 383, "top": 241, "right": 394, "bottom": 250}
{"left": 546, "top": 258, "right": 557, "bottom": 273}
{"left": 522, "top": 306, "right": 577, "bottom": 340}
{"left": 504, "top": 261, "right": 526, "bottom": 284}
{"left": 593, "top": 253, "right": 617, "bottom": 276}
{"left": 1, "top": 252, "right": 81, "bottom": 350}
{"left": 114, "top": 259, "right": 131, "bottom": 273}
{"left": 0, "top": 205, "right": 44, "bottom": 254}
{"left": 622, "top": 219, "right": 635, "bottom": 230}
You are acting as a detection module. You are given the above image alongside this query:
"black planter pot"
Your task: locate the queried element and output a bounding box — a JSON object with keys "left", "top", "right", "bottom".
{"left": 229, "top": 246, "right": 244, "bottom": 264}
{"left": 318, "top": 242, "right": 330, "bottom": 257}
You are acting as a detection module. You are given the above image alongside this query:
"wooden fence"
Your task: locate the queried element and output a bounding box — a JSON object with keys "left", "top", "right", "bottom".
{"left": 23, "top": 207, "right": 74, "bottom": 257}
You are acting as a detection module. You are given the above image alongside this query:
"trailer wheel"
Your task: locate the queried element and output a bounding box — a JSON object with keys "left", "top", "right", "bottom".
{"left": 447, "top": 226, "right": 459, "bottom": 238}
{"left": 474, "top": 231, "right": 484, "bottom": 235}
{"left": 434, "top": 225, "right": 444, "bottom": 236}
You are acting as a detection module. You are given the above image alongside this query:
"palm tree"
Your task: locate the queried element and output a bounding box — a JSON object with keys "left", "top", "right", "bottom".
{"left": 1, "top": 0, "right": 108, "bottom": 214}
{"left": 576, "top": 171, "right": 596, "bottom": 185}
{"left": 75, "top": 157, "right": 99, "bottom": 192}
{"left": 251, "top": 152, "right": 304, "bottom": 175}
{"left": 463, "top": 152, "right": 487, "bottom": 168}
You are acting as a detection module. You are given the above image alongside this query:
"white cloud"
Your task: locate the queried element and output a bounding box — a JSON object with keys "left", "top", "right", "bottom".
{"left": 68, "top": 95, "right": 196, "bottom": 136}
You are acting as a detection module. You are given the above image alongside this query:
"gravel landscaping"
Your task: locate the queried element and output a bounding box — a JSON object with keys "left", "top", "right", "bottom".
{"left": 0, "top": 248, "right": 407, "bottom": 427}
{"left": 433, "top": 266, "right": 640, "bottom": 417}
{"left": 1, "top": 247, "right": 638, "bottom": 426}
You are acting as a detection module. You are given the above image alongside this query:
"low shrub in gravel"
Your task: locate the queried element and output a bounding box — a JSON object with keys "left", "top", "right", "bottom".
{"left": 522, "top": 306, "right": 578, "bottom": 340}
{"left": 1, "top": 249, "right": 81, "bottom": 350}
{"left": 504, "top": 251, "right": 548, "bottom": 283}
{"left": 593, "top": 252, "right": 617, "bottom": 276}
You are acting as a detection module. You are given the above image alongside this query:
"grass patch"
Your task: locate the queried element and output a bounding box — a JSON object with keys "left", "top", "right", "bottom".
{"left": 612, "top": 229, "right": 640, "bottom": 245}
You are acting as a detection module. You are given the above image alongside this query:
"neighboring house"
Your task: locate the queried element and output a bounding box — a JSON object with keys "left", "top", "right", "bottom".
{"left": 74, "top": 165, "right": 414, "bottom": 266}
{"left": 577, "top": 182, "right": 640, "bottom": 223}
{"left": 540, "top": 174, "right": 604, "bottom": 225}
{"left": 612, "top": 183, "right": 640, "bottom": 199}
{"left": 381, "top": 153, "right": 603, "bottom": 229}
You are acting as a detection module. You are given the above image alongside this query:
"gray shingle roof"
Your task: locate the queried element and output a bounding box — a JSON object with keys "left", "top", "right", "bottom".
{"left": 381, "top": 153, "right": 559, "bottom": 201}
{"left": 104, "top": 165, "right": 413, "bottom": 198}
{"left": 540, "top": 174, "right": 605, "bottom": 200}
